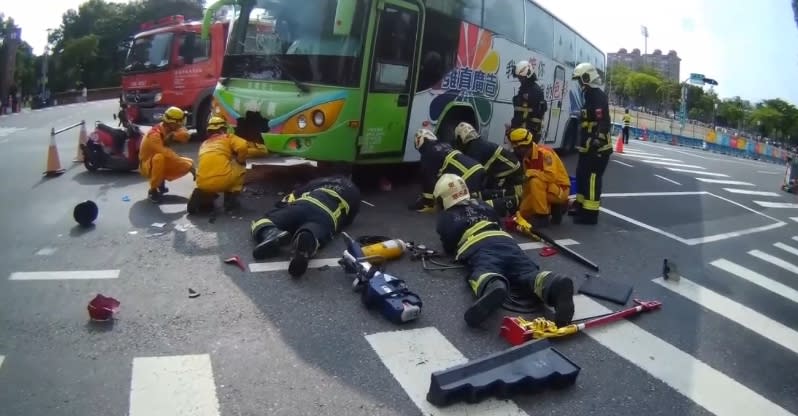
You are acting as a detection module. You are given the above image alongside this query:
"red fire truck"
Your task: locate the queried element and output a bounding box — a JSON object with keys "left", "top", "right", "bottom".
{"left": 120, "top": 15, "right": 229, "bottom": 134}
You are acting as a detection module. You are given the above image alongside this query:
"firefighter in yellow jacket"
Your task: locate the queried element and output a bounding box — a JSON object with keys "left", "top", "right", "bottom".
{"left": 187, "top": 116, "right": 250, "bottom": 214}
{"left": 139, "top": 106, "right": 195, "bottom": 203}
{"left": 508, "top": 128, "right": 570, "bottom": 228}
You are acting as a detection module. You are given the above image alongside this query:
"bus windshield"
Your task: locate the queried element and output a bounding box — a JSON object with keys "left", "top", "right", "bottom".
{"left": 223, "top": 0, "right": 368, "bottom": 87}
{"left": 124, "top": 32, "right": 173, "bottom": 73}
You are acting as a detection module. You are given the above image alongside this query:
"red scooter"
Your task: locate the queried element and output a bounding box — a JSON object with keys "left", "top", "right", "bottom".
{"left": 81, "top": 113, "right": 143, "bottom": 172}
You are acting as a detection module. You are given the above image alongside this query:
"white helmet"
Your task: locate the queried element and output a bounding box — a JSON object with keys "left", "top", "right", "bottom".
{"left": 414, "top": 128, "right": 437, "bottom": 150}
{"left": 433, "top": 173, "right": 471, "bottom": 210}
{"left": 515, "top": 60, "right": 535, "bottom": 79}
{"left": 572, "top": 62, "right": 602, "bottom": 87}
{"left": 454, "top": 122, "right": 480, "bottom": 145}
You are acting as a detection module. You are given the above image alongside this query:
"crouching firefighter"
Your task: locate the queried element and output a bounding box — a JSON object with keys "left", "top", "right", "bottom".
{"left": 138, "top": 106, "right": 196, "bottom": 203}
{"left": 250, "top": 175, "right": 361, "bottom": 277}
{"left": 187, "top": 117, "right": 250, "bottom": 214}
{"left": 508, "top": 128, "right": 570, "bottom": 228}
{"left": 454, "top": 122, "right": 524, "bottom": 217}
{"left": 409, "top": 128, "right": 486, "bottom": 212}
{"left": 433, "top": 173, "right": 575, "bottom": 328}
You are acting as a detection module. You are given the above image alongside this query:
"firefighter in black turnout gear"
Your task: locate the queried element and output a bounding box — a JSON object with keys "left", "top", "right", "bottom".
{"left": 570, "top": 62, "right": 612, "bottom": 225}
{"left": 510, "top": 60, "right": 547, "bottom": 138}
{"left": 250, "top": 175, "right": 361, "bottom": 277}
{"left": 454, "top": 122, "right": 524, "bottom": 217}
{"left": 409, "top": 128, "right": 486, "bottom": 212}
{"left": 433, "top": 173, "right": 575, "bottom": 328}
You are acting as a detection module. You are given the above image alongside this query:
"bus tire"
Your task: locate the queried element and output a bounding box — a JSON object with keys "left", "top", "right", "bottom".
{"left": 561, "top": 119, "right": 578, "bottom": 154}
{"left": 193, "top": 99, "right": 211, "bottom": 141}
{"left": 437, "top": 107, "right": 477, "bottom": 144}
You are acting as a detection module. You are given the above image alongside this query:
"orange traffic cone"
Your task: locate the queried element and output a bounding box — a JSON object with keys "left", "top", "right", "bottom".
{"left": 44, "top": 129, "right": 66, "bottom": 177}
{"left": 642, "top": 128, "right": 649, "bottom": 141}
{"left": 73, "top": 121, "right": 87, "bottom": 163}
{"left": 615, "top": 133, "right": 624, "bottom": 153}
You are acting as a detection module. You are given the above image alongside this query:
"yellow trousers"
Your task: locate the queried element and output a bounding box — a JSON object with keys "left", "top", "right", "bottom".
{"left": 196, "top": 162, "right": 246, "bottom": 193}
{"left": 522, "top": 178, "right": 570, "bottom": 216}
{"left": 140, "top": 153, "right": 194, "bottom": 190}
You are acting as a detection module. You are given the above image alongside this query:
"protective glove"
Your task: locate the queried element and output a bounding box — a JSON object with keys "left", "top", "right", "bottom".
{"left": 503, "top": 213, "right": 534, "bottom": 237}
{"left": 408, "top": 196, "right": 435, "bottom": 213}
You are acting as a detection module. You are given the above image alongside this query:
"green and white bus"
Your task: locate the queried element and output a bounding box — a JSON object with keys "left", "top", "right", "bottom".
{"left": 201, "top": 0, "right": 605, "bottom": 164}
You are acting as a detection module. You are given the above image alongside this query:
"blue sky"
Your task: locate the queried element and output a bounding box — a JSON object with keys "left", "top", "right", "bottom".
{"left": 6, "top": 0, "right": 798, "bottom": 106}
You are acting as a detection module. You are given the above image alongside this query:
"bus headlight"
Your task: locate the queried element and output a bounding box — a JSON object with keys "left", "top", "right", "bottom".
{"left": 297, "top": 115, "right": 308, "bottom": 129}
{"left": 312, "top": 110, "right": 325, "bottom": 127}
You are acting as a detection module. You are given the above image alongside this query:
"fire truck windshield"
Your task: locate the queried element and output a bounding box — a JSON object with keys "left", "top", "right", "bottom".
{"left": 124, "top": 32, "right": 174, "bottom": 73}
{"left": 222, "top": 0, "right": 367, "bottom": 87}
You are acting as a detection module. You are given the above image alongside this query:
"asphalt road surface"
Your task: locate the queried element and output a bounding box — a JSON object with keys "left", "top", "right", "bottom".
{"left": 1, "top": 101, "right": 797, "bottom": 416}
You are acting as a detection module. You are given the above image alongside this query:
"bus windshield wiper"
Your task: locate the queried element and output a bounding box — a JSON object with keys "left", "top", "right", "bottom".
{"left": 269, "top": 56, "right": 310, "bottom": 93}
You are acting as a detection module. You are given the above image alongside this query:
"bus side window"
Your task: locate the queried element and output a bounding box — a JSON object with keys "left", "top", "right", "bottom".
{"left": 372, "top": 7, "right": 418, "bottom": 90}
{"left": 416, "top": 10, "right": 459, "bottom": 91}
{"left": 483, "top": 0, "right": 524, "bottom": 44}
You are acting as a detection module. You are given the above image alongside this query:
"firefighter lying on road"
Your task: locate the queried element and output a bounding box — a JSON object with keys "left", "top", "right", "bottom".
{"left": 250, "top": 175, "right": 361, "bottom": 277}
{"left": 408, "top": 128, "right": 486, "bottom": 213}
{"left": 508, "top": 128, "right": 570, "bottom": 229}
{"left": 454, "top": 122, "right": 524, "bottom": 217}
{"left": 187, "top": 117, "right": 250, "bottom": 215}
{"left": 433, "top": 173, "right": 575, "bottom": 328}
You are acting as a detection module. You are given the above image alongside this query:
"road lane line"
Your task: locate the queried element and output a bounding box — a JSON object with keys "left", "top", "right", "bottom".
{"left": 9, "top": 270, "right": 120, "bottom": 280}
{"left": 249, "top": 240, "right": 580, "bottom": 273}
{"left": 791, "top": 217, "right": 798, "bottom": 223}
{"left": 710, "top": 259, "right": 798, "bottom": 304}
{"left": 0, "top": 355, "right": 4, "bottom": 370}
{"left": 365, "top": 327, "right": 529, "bottom": 416}
{"left": 667, "top": 168, "right": 729, "bottom": 177}
{"left": 603, "top": 191, "right": 706, "bottom": 197}
{"left": 621, "top": 149, "right": 662, "bottom": 156}
{"left": 611, "top": 160, "right": 634, "bottom": 167}
{"left": 653, "top": 276, "right": 798, "bottom": 355}
{"left": 722, "top": 188, "right": 781, "bottom": 196}
{"left": 638, "top": 160, "right": 705, "bottom": 169}
{"left": 748, "top": 250, "right": 798, "bottom": 275}
{"left": 695, "top": 178, "right": 755, "bottom": 186}
{"left": 757, "top": 171, "right": 782, "bottom": 175}
{"left": 654, "top": 174, "right": 682, "bottom": 185}
{"left": 573, "top": 295, "right": 794, "bottom": 416}
{"left": 753, "top": 201, "right": 798, "bottom": 209}
{"left": 129, "top": 354, "right": 221, "bottom": 416}
{"left": 774, "top": 242, "right": 798, "bottom": 258}
{"left": 621, "top": 154, "right": 683, "bottom": 162}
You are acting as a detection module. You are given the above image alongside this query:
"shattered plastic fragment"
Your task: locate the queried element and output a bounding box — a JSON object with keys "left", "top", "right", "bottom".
{"left": 88, "top": 294, "right": 120, "bottom": 321}
{"left": 188, "top": 288, "right": 200, "bottom": 298}
{"left": 224, "top": 255, "right": 246, "bottom": 271}
{"left": 121, "top": 195, "right": 130, "bottom": 202}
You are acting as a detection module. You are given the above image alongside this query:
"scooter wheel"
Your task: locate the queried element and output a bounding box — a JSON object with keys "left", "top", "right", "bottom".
{"left": 84, "top": 157, "right": 100, "bottom": 172}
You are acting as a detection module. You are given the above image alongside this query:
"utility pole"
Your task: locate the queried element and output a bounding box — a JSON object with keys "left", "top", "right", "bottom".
{"left": 641, "top": 25, "right": 648, "bottom": 67}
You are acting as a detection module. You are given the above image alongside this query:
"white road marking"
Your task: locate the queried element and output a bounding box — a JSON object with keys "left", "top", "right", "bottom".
{"left": 791, "top": 217, "right": 798, "bottom": 223}
{"left": 753, "top": 201, "right": 798, "bottom": 209}
{"left": 654, "top": 175, "right": 682, "bottom": 185}
{"left": 667, "top": 168, "right": 730, "bottom": 177}
{"left": 653, "top": 276, "right": 798, "bottom": 355}
{"left": 129, "top": 354, "right": 221, "bottom": 416}
{"left": 748, "top": 250, "right": 798, "bottom": 275}
{"left": 695, "top": 178, "right": 755, "bottom": 186}
{"left": 0, "top": 355, "right": 4, "bottom": 370}
{"left": 365, "top": 327, "right": 529, "bottom": 416}
{"left": 638, "top": 159, "right": 706, "bottom": 169}
{"left": 0, "top": 127, "right": 27, "bottom": 138}
{"left": 603, "top": 191, "right": 706, "bottom": 197}
{"left": 757, "top": 171, "right": 782, "bottom": 175}
{"left": 774, "top": 242, "right": 798, "bottom": 258}
{"left": 722, "top": 188, "right": 782, "bottom": 197}
{"left": 249, "top": 240, "right": 580, "bottom": 273}
{"left": 621, "top": 149, "right": 662, "bottom": 157}
{"left": 9, "top": 270, "right": 120, "bottom": 280}
{"left": 621, "top": 154, "right": 683, "bottom": 162}
{"left": 709, "top": 259, "right": 798, "bottom": 304}
{"left": 35, "top": 247, "right": 58, "bottom": 256}
{"left": 573, "top": 295, "right": 794, "bottom": 416}
{"left": 611, "top": 159, "right": 634, "bottom": 167}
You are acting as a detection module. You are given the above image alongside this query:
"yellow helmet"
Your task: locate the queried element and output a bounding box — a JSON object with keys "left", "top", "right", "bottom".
{"left": 162, "top": 106, "right": 186, "bottom": 125}
{"left": 508, "top": 128, "right": 536, "bottom": 147}
{"left": 207, "top": 116, "right": 227, "bottom": 132}
{"left": 454, "top": 122, "right": 479, "bottom": 145}
{"left": 433, "top": 173, "right": 470, "bottom": 210}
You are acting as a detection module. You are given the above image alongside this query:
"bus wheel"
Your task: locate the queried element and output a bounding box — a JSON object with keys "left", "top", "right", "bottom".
{"left": 194, "top": 100, "right": 211, "bottom": 141}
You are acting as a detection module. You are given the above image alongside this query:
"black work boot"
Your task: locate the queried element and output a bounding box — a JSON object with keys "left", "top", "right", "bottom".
{"left": 159, "top": 181, "right": 169, "bottom": 194}
{"left": 530, "top": 214, "right": 550, "bottom": 229}
{"left": 187, "top": 189, "right": 217, "bottom": 215}
{"left": 567, "top": 201, "right": 581, "bottom": 217}
{"left": 464, "top": 278, "right": 508, "bottom": 328}
{"left": 534, "top": 272, "right": 575, "bottom": 327}
{"left": 573, "top": 210, "right": 598, "bottom": 225}
{"left": 223, "top": 192, "right": 241, "bottom": 212}
{"left": 252, "top": 226, "right": 291, "bottom": 260}
{"left": 288, "top": 231, "right": 317, "bottom": 278}
{"left": 550, "top": 204, "right": 565, "bottom": 225}
{"left": 148, "top": 188, "right": 162, "bottom": 204}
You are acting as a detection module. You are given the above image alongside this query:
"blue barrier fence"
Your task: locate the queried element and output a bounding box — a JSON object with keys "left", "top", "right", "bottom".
{"left": 610, "top": 123, "right": 787, "bottom": 165}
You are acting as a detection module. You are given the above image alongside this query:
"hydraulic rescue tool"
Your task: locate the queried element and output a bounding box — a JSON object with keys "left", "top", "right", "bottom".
{"left": 504, "top": 215, "right": 599, "bottom": 271}
{"left": 500, "top": 299, "right": 663, "bottom": 345}
{"left": 405, "top": 241, "right": 463, "bottom": 271}
{"left": 339, "top": 232, "right": 422, "bottom": 324}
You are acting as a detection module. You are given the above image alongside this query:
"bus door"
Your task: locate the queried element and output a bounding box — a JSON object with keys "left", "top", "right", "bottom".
{"left": 544, "top": 65, "right": 566, "bottom": 145}
{"left": 357, "top": 0, "right": 421, "bottom": 160}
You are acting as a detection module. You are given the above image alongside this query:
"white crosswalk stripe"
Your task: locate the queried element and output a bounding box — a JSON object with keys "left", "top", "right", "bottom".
{"left": 753, "top": 201, "right": 798, "bottom": 209}
{"left": 620, "top": 154, "right": 684, "bottom": 162}
{"left": 749, "top": 249, "right": 798, "bottom": 275}
{"left": 0, "top": 127, "right": 27, "bottom": 137}
{"left": 695, "top": 178, "right": 755, "bottom": 186}
{"left": 723, "top": 188, "right": 782, "bottom": 196}
{"left": 638, "top": 159, "right": 705, "bottom": 169}
{"left": 709, "top": 259, "right": 798, "bottom": 303}
{"left": 667, "top": 168, "right": 729, "bottom": 177}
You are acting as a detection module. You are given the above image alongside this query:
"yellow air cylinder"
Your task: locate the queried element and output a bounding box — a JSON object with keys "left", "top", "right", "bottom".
{"left": 361, "top": 239, "right": 406, "bottom": 263}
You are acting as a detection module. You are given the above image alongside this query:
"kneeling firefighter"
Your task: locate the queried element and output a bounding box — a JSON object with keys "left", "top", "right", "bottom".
{"left": 433, "top": 173, "right": 575, "bottom": 328}
{"left": 409, "top": 128, "right": 486, "bottom": 212}
{"left": 454, "top": 122, "right": 524, "bottom": 217}
{"left": 508, "top": 128, "right": 570, "bottom": 228}
{"left": 250, "top": 175, "right": 361, "bottom": 277}
{"left": 138, "top": 106, "right": 196, "bottom": 203}
{"left": 187, "top": 117, "right": 250, "bottom": 214}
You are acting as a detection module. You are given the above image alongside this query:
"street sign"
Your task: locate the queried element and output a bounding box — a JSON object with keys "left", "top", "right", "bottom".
{"left": 688, "top": 73, "right": 705, "bottom": 85}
